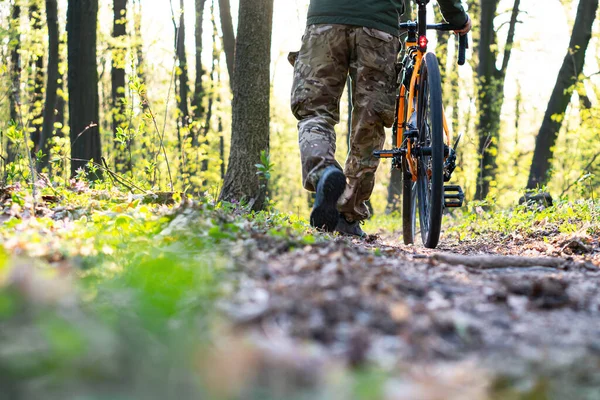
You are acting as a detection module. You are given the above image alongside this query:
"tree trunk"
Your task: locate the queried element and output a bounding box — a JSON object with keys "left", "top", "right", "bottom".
{"left": 112, "top": 0, "right": 129, "bottom": 173}
{"left": 38, "top": 0, "right": 59, "bottom": 172}
{"left": 219, "top": 117, "right": 225, "bottom": 179}
{"left": 474, "top": 0, "right": 520, "bottom": 200}
{"left": 55, "top": 32, "right": 67, "bottom": 138}
{"left": 193, "top": 0, "right": 206, "bottom": 123}
{"left": 29, "top": 1, "right": 45, "bottom": 154}
{"left": 474, "top": 0, "right": 499, "bottom": 200}
{"left": 133, "top": 0, "right": 145, "bottom": 82}
{"left": 67, "top": 0, "right": 102, "bottom": 178}
{"left": 219, "top": 0, "right": 273, "bottom": 210}
{"left": 194, "top": 0, "right": 207, "bottom": 184}
{"left": 7, "top": 1, "right": 21, "bottom": 164}
{"left": 527, "top": 0, "right": 599, "bottom": 189}
{"left": 177, "top": 0, "right": 190, "bottom": 127}
{"left": 201, "top": 2, "right": 219, "bottom": 174}
{"left": 218, "top": 0, "right": 235, "bottom": 89}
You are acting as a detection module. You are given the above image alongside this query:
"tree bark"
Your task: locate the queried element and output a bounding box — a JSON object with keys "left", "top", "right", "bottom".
{"left": 112, "top": 0, "right": 129, "bottom": 173}
{"left": 67, "top": 0, "right": 102, "bottom": 178}
{"left": 200, "top": 2, "right": 219, "bottom": 174}
{"left": 193, "top": 0, "right": 206, "bottom": 123}
{"left": 219, "top": 0, "right": 273, "bottom": 210}
{"left": 177, "top": 0, "right": 190, "bottom": 127}
{"left": 29, "top": 1, "right": 45, "bottom": 154}
{"left": 474, "top": 0, "right": 520, "bottom": 200}
{"left": 54, "top": 32, "right": 67, "bottom": 138}
{"left": 38, "top": 0, "right": 59, "bottom": 172}
{"left": 527, "top": 0, "right": 599, "bottom": 189}
{"left": 8, "top": 1, "right": 21, "bottom": 164}
{"left": 218, "top": 0, "right": 235, "bottom": 89}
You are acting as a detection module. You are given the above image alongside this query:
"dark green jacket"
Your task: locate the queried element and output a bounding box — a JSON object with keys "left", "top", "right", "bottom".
{"left": 307, "top": 0, "right": 468, "bottom": 37}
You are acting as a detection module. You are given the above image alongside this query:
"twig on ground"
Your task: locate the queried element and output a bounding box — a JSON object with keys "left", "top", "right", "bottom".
{"left": 70, "top": 157, "right": 149, "bottom": 194}
{"left": 101, "top": 157, "right": 119, "bottom": 186}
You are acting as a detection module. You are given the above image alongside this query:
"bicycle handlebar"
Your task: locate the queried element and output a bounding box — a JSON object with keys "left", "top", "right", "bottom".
{"left": 399, "top": 22, "right": 469, "bottom": 66}
{"left": 458, "top": 34, "right": 468, "bottom": 66}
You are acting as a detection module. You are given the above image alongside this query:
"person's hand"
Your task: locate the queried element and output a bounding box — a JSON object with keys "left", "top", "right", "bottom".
{"left": 455, "top": 15, "right": 471, "bottom": 35}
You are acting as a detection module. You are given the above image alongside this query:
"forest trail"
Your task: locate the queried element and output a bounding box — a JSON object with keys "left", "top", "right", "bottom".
{"left": 220, "top": 230, "right": 600, "bottom": 397}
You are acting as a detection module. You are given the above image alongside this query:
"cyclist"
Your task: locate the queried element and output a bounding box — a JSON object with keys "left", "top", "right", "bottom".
{"left": 291, "top": 0, "right": 471, "bottom": 237}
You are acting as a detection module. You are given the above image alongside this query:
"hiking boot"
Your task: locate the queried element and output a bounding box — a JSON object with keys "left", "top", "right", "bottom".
{"left": 310, "top": 166, "right": 346, "bottom": 232}
{"left": 336, "top": 216, "right": 367, "bottom": 238}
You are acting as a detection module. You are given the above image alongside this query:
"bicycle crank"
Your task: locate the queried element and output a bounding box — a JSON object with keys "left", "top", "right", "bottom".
{"left": 444, "top": 185, "right": 464, "bottom": 208}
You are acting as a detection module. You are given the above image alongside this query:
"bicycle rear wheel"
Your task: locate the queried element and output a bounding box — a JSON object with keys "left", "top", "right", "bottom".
{"left": 415, "top": 52, "right": 444, "bottom": 249}
{"left": 402, "top": 161, "right": 416, "bottom": 245}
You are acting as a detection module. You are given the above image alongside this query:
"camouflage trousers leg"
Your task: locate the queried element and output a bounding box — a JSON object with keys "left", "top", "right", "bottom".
{"left": 338, "top": 28, "right": 399, "bottom": 221}
{"left": 291, "top": 24, "right": 398, "bottom": 220}
{"left": 291, "top": 24, "right": 349, "bottom": 192}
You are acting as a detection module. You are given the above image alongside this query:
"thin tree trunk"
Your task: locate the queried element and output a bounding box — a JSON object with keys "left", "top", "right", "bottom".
{"left": 175, "top": 0, "right": 190, "bottom": 178}
{"left": 8, "top": 1, "right": 22, "bottom": 164}
{"left": 67, "top": 0, "right": 102, "bottom": 178}
{"left": 177, "top": 0, "right": 190, "bottom": 128}
{"left": 38, "top": 0, "right": 59, "bottom": 172}
{"left": 193, "top": 0, "right": 206, "bottom": 124}
{"left": 219, "top": 0, "right": 273, "bottom": 210}
{"left": 133, "top": 0, "right": 145, "bottom": 82}
{"left": 527, "top": 0, "right": 599, "bottom": 189}
{"left": 112, "top": 0, "right": 128, "bottom": 173}
{"left": 219, "top": 117, "right": 225, "bottom": 179}
{"left": 55, "top": 31, "right": 66, "bottom": 138}
{"left": 218, "top": 0, "right": 235, "bottom": 89}
{"left": 201, "top": 2, "right": 219, "bottom": 174}
{"left": 474, "top": 0, "right": 520, "bottom": 200}
{"left": 513, "top": 81, "right": 521, "bottom": 168}
{"left": 29, "top": 1, "right": 45, "bottom": 154}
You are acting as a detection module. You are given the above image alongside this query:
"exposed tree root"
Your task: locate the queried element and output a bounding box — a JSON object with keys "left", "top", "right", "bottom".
{"left": 432, "top": 253, "right": 567, "bottom": 269}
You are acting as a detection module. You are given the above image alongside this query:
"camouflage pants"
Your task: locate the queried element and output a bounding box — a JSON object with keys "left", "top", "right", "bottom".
{"left": 291, "top": 24, "right": 399, "bottom": 221}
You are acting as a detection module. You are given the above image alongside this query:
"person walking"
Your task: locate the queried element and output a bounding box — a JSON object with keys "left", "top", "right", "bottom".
{"left": 291, "top": 0, "right": 471, "bottom": 237}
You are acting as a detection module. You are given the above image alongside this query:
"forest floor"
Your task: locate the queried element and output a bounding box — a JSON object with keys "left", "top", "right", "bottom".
{"left": 223, "top": 228, "right": 600, "bottom": 400}
{"left": 0, "top": 185, "right": 599, "bottom": 399}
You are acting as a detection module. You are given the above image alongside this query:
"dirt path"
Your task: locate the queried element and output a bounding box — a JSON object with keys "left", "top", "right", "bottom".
{"left": 221, "top": 232, "right": 600, "bottom": 398}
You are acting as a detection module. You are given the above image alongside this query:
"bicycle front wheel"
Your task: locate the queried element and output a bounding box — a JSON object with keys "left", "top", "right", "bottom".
{"left": 415, "top": 52, "right": 444, "bottom": 249}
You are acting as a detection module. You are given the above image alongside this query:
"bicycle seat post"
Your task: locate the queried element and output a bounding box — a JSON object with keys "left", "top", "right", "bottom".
{"left": 417, "top": 1, "right": 428, "bottom": 50}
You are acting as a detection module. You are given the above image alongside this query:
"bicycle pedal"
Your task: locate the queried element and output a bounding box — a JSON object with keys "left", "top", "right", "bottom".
{"left": 373, "top": 149, "right": 402, "bottom": 159}
{"left": 444, "top": 185, "right": 464, "bottom": 208}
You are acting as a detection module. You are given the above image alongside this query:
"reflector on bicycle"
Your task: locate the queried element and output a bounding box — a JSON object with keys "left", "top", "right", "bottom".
{"left": 418, "top": 35, "right": 428, "bottom": 51}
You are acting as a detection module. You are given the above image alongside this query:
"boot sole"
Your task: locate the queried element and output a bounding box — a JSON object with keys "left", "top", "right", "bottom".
{"left": 310, "top": 170, "right": 346, "bottom": 232}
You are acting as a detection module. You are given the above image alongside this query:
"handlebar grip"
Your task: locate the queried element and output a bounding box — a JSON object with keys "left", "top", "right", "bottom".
{"left": 458, "top": 34, "right": 468, "bottom": 66}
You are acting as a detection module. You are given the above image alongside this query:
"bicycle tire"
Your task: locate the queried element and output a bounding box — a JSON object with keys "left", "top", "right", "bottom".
{"left": 415, "top": 52, "right": 444, "bottom": 249}
{"left": 402, "top": 163, "right": 415, "bottom": 245}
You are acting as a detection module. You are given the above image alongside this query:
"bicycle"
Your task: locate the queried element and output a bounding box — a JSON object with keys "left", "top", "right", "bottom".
{"left": 374, "top": 0, "right": 468, "bottom": 249}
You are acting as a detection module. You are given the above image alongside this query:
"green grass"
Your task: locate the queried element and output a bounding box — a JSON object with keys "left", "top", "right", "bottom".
{"left": 0, "top": 187, "right": 326, "bottom": 399}
{"left": 446, "top": 199, "right": 600, "bottom": 241}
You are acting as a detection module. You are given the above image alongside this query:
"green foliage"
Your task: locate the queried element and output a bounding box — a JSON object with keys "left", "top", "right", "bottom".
{"left": 255, "top": 149, "right": 275, "bottom": 181}
{"left": 0, "top": 185, "right": 330, "bottom": 397}
{"left": 447, "top": 198, "right": 600, "bottom": 241}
